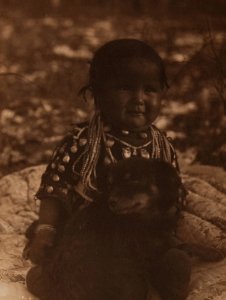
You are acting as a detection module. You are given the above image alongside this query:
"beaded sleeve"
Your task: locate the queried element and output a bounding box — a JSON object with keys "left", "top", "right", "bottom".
{"left": 35, "top": 125, "right": 89, "bottom": 209}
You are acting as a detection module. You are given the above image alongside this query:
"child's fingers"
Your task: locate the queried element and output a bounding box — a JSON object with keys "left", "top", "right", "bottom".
{"left": 30, "top": 252, "right": 46, "bottom": 265}
{"left": 27, "top": 243, "right": 48, "bottom": 264}
{"left": 28, "top": 248, "right": 43, "bottom": 264}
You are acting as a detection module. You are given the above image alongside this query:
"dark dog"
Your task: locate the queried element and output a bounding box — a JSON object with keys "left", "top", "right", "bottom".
{"left": 27, "top": 158, "right": 191, "bottom": 300}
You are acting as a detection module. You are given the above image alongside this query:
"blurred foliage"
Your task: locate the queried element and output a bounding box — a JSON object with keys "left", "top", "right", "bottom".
{"left": 1, "top": 0, "right": 226, "bottom": 18}
{"left": 0, "top": 1, "right": 225, "bottom": 176}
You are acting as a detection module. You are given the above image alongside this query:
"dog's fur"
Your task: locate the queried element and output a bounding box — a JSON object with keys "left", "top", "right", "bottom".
{"left": 27, "top": 158, "right": 192, "bottom": 300}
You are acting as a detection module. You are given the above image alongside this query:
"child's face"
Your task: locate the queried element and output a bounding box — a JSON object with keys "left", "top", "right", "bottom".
{"left": 97, "top": 58, "right": 163, "bottom": 130}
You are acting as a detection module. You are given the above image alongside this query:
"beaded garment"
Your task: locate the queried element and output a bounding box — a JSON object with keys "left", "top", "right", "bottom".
{"left": 36, "top": 113, "right": 178, "bottom": 210}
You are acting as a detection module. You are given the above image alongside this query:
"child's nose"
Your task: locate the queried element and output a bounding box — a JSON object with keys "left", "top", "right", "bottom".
{"left": 132, "top": 88, "right": 145, "bottom": 104}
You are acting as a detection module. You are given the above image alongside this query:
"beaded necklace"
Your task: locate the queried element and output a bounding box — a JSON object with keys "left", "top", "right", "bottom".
{"left": 102, "top": 125, "right": 173, "bottom": 164}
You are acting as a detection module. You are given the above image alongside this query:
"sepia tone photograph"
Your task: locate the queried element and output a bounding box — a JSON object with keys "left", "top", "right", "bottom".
{"left": 0, "top": 0, "right": 226, "bottom": 299}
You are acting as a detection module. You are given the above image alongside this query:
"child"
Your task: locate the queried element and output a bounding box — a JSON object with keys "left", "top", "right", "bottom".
{"left": 25, "top": 38, "right": 182, "bottom": 296}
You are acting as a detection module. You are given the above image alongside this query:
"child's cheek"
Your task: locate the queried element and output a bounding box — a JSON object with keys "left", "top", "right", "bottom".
{"left": 146, "top": 96, "right": 162, "bottom": 121}
{"left": 98, "top": 91, "right": 127, "bottom": 114}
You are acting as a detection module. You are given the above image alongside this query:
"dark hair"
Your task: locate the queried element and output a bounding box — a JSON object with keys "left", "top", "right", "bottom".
{"left": 79, "top": 39, "right": 168, "bottom": 101}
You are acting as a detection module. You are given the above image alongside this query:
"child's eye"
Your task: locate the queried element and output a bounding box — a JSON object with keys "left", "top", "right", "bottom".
{"left": 117, "top": 84, "right": 132, "bottom": 91}
{"left": 144, "top": 86, "right": 156, "bottom": 94}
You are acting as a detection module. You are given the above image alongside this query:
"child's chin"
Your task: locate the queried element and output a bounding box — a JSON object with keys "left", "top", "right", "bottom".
{"left": 124, "top": 119, "right": 149, "bottom": 130}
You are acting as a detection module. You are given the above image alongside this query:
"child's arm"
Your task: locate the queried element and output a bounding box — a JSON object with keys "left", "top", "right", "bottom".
{"left": 25, "top": 198, "right": 61, "bottom": 264}
{"left": 38, "top": 197, "right": 61, "bottom": 226}
{"left": 24, "top": 126, "right": 89, "bottom": 263}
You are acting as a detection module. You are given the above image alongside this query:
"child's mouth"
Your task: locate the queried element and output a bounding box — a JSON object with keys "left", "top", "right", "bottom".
{"left": 127, "top": 106, "right": 145, "bottom": 116}
{"left": 127, "top": 111, "right": 145, "bottom": 116}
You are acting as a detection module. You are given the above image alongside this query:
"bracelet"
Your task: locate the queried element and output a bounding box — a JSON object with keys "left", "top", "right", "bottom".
{"left": 35, "top": 224, "right": 57, "bottom": 235}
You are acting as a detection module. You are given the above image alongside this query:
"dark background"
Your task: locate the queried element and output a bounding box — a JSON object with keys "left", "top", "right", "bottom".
{"left": 0, "top": 0, "right": 225, "bottom": 176}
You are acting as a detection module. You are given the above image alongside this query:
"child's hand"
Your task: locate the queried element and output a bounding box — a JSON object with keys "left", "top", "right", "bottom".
{"left": 23, "top": 229, "right": 55, "bottom": 264}
{"left": 26, "top": 238, "right": 51, "bottom": 264}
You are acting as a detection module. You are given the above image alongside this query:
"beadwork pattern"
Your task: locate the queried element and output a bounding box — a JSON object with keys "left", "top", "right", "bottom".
{"left": 36, "top": 112, "right": 178, "bottom": 203}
